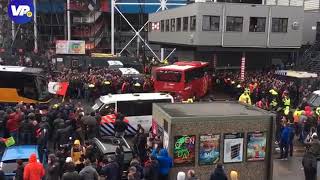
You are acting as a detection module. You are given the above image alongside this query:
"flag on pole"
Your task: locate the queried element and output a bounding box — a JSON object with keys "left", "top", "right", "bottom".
{"left": 48, "top": 82, "right": 69, "bottom": 96}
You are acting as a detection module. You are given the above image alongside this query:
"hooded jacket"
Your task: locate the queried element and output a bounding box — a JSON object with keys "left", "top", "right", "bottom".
{"left": 6, "top": 113, "right": 19, "bottom": 132}
{"left": 280, "top": 126, "right": 292, "bottom": 144}
{"left": 23, "top": 154, "right": 45, "bottom": 180}
{"left": 152, "top": 149, "right": 173, "bottom": 175}
{"left": 210, "top": 167, "right": 228, "bottom": 180}
{"left": 79, "top": 165, "right": 99, "bottom": 180}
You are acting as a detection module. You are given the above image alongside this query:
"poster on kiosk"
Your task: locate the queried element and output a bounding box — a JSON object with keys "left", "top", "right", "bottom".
{"left": 223, "top": 133, "right": 244, "bottom": 163}
{"left": 247, "top": 132, "right": 267, "bottom": 161}
{"left": 199, "top": 134, "right": 220, "bottom": 165}
{"left": 174, "top": 135, "right": 196, "bottom": 166}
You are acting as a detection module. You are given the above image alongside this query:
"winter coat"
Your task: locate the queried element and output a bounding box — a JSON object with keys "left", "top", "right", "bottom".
{"left": 79, "top": 165, "right": 99, "bottom": 180}
{"left": 0, "top": 110, "right": 7, "bottom": 132}
{"left": 209, "top": 167, "right": 228, "bottom": 180}
{"left": 143, "top": 159, "right": 159, "bottom": 180}
{"left": 15, "top": 164, "right": 24, "bottom": 180}
{"left": 55, "top": 125, "right": 73, "bottom": 145}
{"left": 19, "top": 119, "right": 34, "bottom": 134}
{"left": 280, "top": 126, "right": 292, "bottom": 144}
{"left": 23, "top": 154, "right": 45, "bottom": 180}
{"left": 6, "top": 113, "right": 19, "bottom": 133}
{"left": 62, "top": 171, "right": 80, "bottom": 180}
{"left": 101, "top": 161, "right": 120, "bottom": 180}
{"left": 114, "top": 120, "right": 127, "bottom": 133}
{"left": 152, "top": 148, "right": 173, "bottom": 175}
{"left": 46, "top": 162, "right": 60, "bottom": 180}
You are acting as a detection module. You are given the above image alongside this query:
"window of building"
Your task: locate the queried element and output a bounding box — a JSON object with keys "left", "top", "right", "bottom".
{"left": 202, "top": 15, "right": 220, "bottom": 31}
{"left": 272, "top": 18, "right": 288, "bottom": 33}
{"left": 183, "top": 17, "right": 188, "bottom": 31}
{"left": 176, "top": 18, "right": 182, "bottom": 31}
{"left": 249, "top": 17, "right": 266, "bottom": 32}
{"left": 226, "top": 16, "right": 243, "bottom": 32}
{"left": 165, "top": 19, "right": 170, "bottom": 32}
{"left": 317, "top": 22, "right": 320, "bottom": 41}
{"left": 161, "top": 20, "right": 164, "bottom": 32}
{"left": 171, "top": 18, "right": 175, "bottom": 32}
{"left": 190, "top": 16, "right": 196, "bottom": 31}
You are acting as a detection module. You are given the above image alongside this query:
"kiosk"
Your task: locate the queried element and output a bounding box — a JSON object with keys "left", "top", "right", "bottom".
{"left": 152, "top": 102, "right": 275, "bottom": 180}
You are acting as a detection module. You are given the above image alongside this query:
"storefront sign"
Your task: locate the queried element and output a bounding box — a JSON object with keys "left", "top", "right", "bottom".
{"left": 56, "top": 40, "right": 85, "bottom": 54}
{"left": 223, "top": 133, "right": 244, "bottom": 163}
{"left": 247, "top": 132, "right": 267, "bottom": 161}
{"left": 174, "top": 135, "right": 196, "bottom": 166}
{"left": 199, "top": 134, "right": 220, "bottom": 165}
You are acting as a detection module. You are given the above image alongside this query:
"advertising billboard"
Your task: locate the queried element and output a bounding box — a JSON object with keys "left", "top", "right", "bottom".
{"left": 174, "top": 135, "right": 196, "bottom": 166}
{"left": 223, "top": 133, "right": 244, "bottom": 163}
{"left": 56, "top": 40, "right": 85, "bottom": 54}
{"left": 247, "top": 132, "right": 267, "bottom": 161}
{"left": 199, "top": 134, "right": 220, "bottom": 165}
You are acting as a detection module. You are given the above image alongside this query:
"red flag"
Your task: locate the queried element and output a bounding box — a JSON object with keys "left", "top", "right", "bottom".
{"left": 48, "top": 82, "right": 69, "bottom": 96}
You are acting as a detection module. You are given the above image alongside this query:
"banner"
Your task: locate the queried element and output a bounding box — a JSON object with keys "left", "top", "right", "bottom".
{"left": 56, "top": 40, "right": 85, "bottom": 54}
{"left": 174, "top": 135, "right": 196, "bottom": 166}
{"left": 223, "top": 133, "right": 244, "bottom": 163}
{"left": 48, "top": 82, "right": 69, "bottom": 96}
{"left": 247, "top": 132, "right": 267, "bottom": 161}
{"left": 199, "top": 134, "right": 220, "bottom": 165}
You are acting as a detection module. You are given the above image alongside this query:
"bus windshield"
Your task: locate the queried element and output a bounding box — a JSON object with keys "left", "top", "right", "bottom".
{"left": 156, "top": 70, "right": 182, "bottom": 82}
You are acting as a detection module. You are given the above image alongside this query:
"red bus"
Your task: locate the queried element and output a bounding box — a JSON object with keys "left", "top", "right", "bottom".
{"left": 153, "top": 61, "right": 211, "bottom": 100}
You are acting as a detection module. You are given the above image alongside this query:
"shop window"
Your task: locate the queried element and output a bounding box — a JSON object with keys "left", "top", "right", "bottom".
{"left": 272, "top": 18, "right": 288, "bottom": 33}
{"left": 226, "top": 16, "right": 243, "bottom": 32}
{"left": 190, "top": 16, "right": 196, "bottom": 31}
{"left": 161, "top": 20, "right": 164, "bottom": 32}
{"left": 202, "top": 15, "right": 220, "bottom": 31}
{"left": 165, "top": 19, "right": 170, "bottom": 32}
{"left": 316, "top": 22, "right": 320, "bottom": 41}
{"left": 249, "top": 17, "right": 266, "bottom": 32}
{"left": 177, "top": 18, "right": 182, "bottom": 31}
{"left": 171, "top": 18, "right": 175, "bottom": 32}
{"left": 183, "top": 17, "right": 189, "bottom": 31}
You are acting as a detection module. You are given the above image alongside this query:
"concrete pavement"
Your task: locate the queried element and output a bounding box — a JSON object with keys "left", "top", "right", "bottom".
{"left": 273, "top": 157, "right": 320, "bottom": 180}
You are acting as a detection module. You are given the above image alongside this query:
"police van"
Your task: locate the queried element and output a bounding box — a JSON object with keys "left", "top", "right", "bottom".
{"left": 92, "top": 93, "right": 174, "bottom": 136}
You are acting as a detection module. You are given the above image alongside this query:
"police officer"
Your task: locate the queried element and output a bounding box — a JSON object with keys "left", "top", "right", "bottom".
{"left": 238, "top": 88, "right": 251, "bottom": 105}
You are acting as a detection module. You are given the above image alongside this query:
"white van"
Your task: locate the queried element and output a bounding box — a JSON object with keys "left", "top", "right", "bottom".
{"left": 92, "top": 93, "right": 174, "bottom": 136}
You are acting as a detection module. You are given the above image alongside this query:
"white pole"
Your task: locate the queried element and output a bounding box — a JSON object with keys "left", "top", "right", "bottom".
{"left": 160, "top": 48, "right": 164, "bottom": 61}
{"left": 111, "top": 0, "right": 115, "bottom": 55}
{"left": 160, "top": 0, "right": 166, "bottom": 10}
{"left": 11, "top": 21, "right": 15, "bottom": 42}
{"left": 136, "top": 37, "right": 140, "bottom": 57}
{"left": 67, "top": 0, "right": 71, "bottom": 40}
{"left": 33, "top": 0, "right": 38, "bottom": 52}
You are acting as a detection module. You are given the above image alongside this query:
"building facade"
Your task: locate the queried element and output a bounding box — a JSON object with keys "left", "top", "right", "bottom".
{"left": 148, "top": 2, "right": 304, "bottom": 68}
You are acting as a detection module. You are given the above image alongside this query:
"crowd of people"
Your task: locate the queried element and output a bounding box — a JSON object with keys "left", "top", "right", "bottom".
{"left": 215, "top": 70, "right": 320, "bottom": 180}
{"left": 2, "top": 56, "right": 320, "bottom": 179}
{"left": 47, "top": 67, "right": 154, "bottom": 102}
